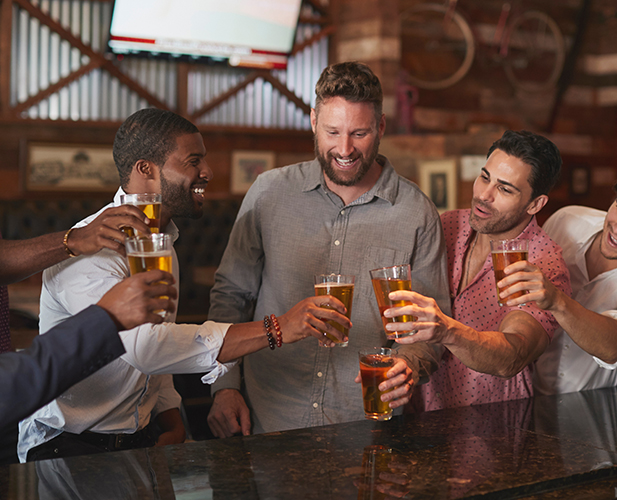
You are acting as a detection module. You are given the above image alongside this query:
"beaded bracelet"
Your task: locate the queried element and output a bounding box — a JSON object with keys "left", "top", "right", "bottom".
{"left": 270, "top": 314, "right": 283, "bottom": 348}
{"left": 263, "top": 315, "right": 276, "bottom": 350}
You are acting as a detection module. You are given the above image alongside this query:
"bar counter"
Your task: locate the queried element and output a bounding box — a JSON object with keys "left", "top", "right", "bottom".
{"left": 2, "top": 388, "right": 617, "bottom": 499}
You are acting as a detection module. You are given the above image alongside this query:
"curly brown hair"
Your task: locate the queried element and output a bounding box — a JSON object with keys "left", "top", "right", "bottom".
{"left": 314, "top": 61, "right": 383, "bottom": 124}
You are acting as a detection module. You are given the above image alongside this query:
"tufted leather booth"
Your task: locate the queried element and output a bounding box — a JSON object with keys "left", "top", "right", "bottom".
{"left": 0, "top": 197, "right": 242, "bottom": 321}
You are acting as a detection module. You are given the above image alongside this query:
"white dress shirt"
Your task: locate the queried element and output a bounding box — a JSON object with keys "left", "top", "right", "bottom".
{"left": 18, "top": 188, "right": 233, "bottom": 462}
{"left": 533, "top": 206, "right": 617, "bottom": 396}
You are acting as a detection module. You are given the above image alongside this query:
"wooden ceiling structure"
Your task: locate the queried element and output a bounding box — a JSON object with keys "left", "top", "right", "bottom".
{"left": 0, "top": 0, "right": 333, "bottom": 125}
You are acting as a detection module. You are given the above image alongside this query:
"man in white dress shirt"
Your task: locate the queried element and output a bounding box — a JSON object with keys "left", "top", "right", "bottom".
{"left": 496, "top": 183, "right": 617, "bottom": 394}
{"left": 18, "top": 108, "right": 350, "bottom": 463}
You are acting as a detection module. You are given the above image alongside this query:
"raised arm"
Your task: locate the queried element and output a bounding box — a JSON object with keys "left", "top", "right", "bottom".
{"left": 0, "top": 205, "right": 150, "bottom": 285}
{"left": 384, "top": 291, "right": 549, "bottom": 379}
{"left": 498, "top": 260, "right": 617, "bottom": 365}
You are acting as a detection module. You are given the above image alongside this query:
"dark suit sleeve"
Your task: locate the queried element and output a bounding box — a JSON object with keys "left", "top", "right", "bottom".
{"left": 0, "top": 305, "right": 125, "bottom": 428}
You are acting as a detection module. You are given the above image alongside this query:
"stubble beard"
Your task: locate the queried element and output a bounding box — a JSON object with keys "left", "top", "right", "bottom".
{"left": 315, "top": 135, "right": 380, "bottom": 187}
{"left": 160, "top": 172, "right": 202, "bottom": 219}
{"left": 469, "top": 198, "right": 529, "bottom": 235}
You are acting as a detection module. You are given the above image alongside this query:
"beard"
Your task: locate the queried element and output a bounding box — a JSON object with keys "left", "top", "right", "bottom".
{"left": 469, "top": 198, "right": 530, "bottom": 234}
{"left": 315, "top": 135, "right": 380, "bottom": 187}
{"left": 160, "top": 172, "right": 203, "bottom": 219}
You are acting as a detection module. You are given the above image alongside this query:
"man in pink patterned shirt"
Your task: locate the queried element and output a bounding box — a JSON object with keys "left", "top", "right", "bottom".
{"left": 383, "top": 130, "right": 571, "bottom": 411}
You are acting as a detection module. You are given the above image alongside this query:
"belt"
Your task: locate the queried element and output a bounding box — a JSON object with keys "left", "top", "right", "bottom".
{"left": 65, "top": 423, "right": 156, "bottom": 452}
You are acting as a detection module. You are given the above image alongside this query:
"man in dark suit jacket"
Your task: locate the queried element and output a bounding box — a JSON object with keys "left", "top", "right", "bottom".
{"left": 0, "top": 204, "right": 162, "bottom": 466}
{"left": 0, "top": 270, "right": 176, "bottom": 463}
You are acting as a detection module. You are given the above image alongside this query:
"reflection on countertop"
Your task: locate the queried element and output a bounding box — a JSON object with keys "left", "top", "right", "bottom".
{"left": 3, "top": 388, "right": 617, "bottom": 499}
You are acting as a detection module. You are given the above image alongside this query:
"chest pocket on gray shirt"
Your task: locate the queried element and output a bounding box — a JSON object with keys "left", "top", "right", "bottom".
{"left": 359, "top": 246, "right": 412, "bottom": 298}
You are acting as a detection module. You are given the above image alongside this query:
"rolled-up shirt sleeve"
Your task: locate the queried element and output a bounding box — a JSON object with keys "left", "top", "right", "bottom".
{"left": 119, "top": 321, "right": 237, "bottom": 383}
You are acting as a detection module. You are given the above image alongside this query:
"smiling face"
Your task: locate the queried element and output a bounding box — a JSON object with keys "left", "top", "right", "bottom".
{"left": 599, "top": 200, "right": 617, "bottom": 261}
{"left": 311, "top": 96, "right": 385, "bottom": 189}
{"left": 470, "top": 149, "right": 546, "bottom": 239}
{"left": 158, "top": 132, "right": 212, "bottom": 221}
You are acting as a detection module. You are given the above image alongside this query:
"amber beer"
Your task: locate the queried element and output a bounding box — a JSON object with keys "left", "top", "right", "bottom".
{"left": 369, "top": 265, "right": 415, "bottom": 339}
{"left": 127, "top": 251, "right": 172, "bottom": 275}
{"left": 358, "top": 348, "right": 394, "bottom": 421}
{"left": 490, "top": 239, "right": 529, "bottom": 306}
{"left": 314, "top": 274, "right": 355, "bottom": 347}
{"left": 120, "top": 194, "right": 162, "bottom": 236}
{"left": 125, "top": 234, "right": 172, "bottom": 316}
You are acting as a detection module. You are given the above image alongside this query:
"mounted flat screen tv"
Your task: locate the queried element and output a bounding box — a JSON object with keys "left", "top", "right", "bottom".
{"left": 108, "top": 0, "right": 303, "bottom": 69}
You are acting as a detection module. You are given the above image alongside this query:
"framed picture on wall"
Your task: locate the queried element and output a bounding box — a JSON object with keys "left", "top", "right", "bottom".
{"left": 231, "top": 150, "right": 276, "bottom": 194}
{"left": 25, "top": 142, "right": 119, "bottom": 191}
{"left": 418, "top": 159, "right": 457, "bottom": 213}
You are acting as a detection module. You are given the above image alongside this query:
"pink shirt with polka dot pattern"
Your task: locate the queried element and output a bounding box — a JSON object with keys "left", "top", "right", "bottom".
{"left": 419, "top": 209, "right": 571, "bottom": 411}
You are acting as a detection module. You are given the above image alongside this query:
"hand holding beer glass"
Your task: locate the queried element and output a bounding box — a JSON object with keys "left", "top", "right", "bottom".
{"left": 358, "top": 347, "right": 395, "bottom": 421}
{"left": 490, "top": 239, "right": 529, "bottom": 306}
{"left": 314, "top": 274, "right": 354, "bottom": 347}
{"left": 125, "top": 233, "right": 173, "bottom": 318}
{"left": 120, "top": 193, "right": 162, "bottom": 236}
{"left": 370, "top": 265, "right": 415, "bottom": 339}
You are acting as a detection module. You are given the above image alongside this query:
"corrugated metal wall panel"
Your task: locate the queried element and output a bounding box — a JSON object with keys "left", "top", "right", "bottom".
{"left": 10, "top": 1, "right": 328, "bottom": 128}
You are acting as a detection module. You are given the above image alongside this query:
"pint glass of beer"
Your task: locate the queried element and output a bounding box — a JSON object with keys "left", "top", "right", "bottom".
{"left": 314, "top": 274, "right": 355, "bottom": 347}
{"left": 490, "top": 239, "right": 529, "bottom": 306}
{"left": 358, "top": 348, "right": 395, "bottom": 421}
{"left": 369, "top": 264, "right": 415, "bottom": 339}
{"left": 125, "top": 233, "right": 172, "bottom": 317}
{"left": 120, "top": 193, "right": 162, "bottom": 236}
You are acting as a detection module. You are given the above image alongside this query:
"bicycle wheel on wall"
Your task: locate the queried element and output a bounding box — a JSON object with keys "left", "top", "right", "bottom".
{"left": 400, "top": 3, "right": 475, "bottom": 90}
{"left": 503, "top": 10, "right": 566, "bottom": 92}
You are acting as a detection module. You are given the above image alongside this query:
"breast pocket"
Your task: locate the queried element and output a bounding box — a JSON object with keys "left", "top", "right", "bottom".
{"left": 359, "top": 246, "right": 412, "bottom": 298}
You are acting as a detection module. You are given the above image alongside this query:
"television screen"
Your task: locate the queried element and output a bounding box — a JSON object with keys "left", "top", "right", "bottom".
{"left": 108, "top": 0, "right": 303, "bottom": 69}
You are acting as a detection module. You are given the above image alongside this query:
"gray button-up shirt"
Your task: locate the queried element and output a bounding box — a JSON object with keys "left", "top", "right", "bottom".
{"left": 209, "top": 156, "right": 450, "bottom": 433}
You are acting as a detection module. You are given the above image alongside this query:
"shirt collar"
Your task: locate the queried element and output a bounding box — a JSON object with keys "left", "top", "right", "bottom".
{"left": 113, "top": 187, "right": 179, "bottom": 242}
{"left": 301, "top": 155, "right": 399, "bottom": 206}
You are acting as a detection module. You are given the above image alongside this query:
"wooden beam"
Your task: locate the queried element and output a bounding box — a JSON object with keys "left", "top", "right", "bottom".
{"left": 190, "top": 71, "right": 261, "bottom": 121}
{"left": 12, "top": 0, "right": 171, "bottom": 111}
{"left": 12, "top": 59, "right": 102, "bottom": 115}
{"left": 0, "top": 0, "right": 13, "bottom": 118}
{"left": 176, "top": 63, "right": 189, "bottom": 118}
{"left": 257, "top": 70, "right": 312, "bottom": 115}
{"left": 291, "top": 25, "right": 335, "bottom": 56}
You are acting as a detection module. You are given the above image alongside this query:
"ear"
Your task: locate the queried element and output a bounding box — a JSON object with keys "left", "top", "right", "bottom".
{"left": 526, "top": 194, "right": 548, "bottom": 216}
{"left": 378, "top": 113, "right": 386, "bottom": 139}
{"left": 134, "top": 159, "right": 157, "bottom": 180}
{"left": 310, "top": 108, "right": 317, "bottom": 133}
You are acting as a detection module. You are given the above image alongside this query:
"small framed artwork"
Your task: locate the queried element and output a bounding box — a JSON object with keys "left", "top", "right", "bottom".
{"left": 231, "top": 150, "right": 276, "bottom": 195}
{"left": 570, "top": 165, "right": 590, "bottom": 196}
{"left": 418, "top": 159, "right": 457, "bottom": 213}
{"left": 25, "top": 142, "right": 119, "bottom": 191}
{"left": 460, "top": 155, "right": 485, "bottom": 181}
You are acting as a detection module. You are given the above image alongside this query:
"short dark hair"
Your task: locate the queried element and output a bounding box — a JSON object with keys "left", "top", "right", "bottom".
{"left": 314, "top": 61, "right": 383, "bottom": 124}
{"left": 487, "top": 130, "right": 562, "bottom": 200}
{"left": 113, "top": 108, "right": 199, "bottom": 187}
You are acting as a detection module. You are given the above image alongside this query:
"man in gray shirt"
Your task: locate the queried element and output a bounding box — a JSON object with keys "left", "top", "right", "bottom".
{"left": 207, "top": 61, "right": 451, "bottom": 437}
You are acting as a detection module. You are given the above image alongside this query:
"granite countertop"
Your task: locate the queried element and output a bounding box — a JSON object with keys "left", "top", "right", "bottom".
{"left": 2, "top": 388, "right": 617, "bottom": 499}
